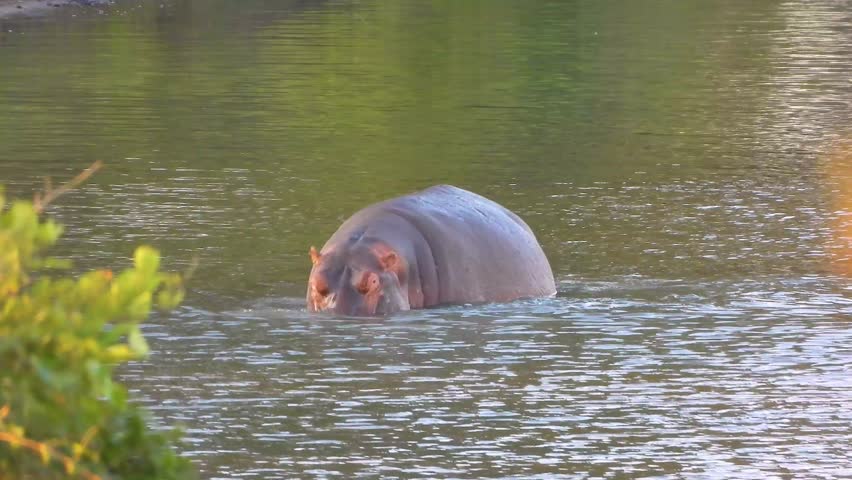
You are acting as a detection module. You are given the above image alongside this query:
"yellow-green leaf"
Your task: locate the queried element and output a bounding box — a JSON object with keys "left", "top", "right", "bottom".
{"left": 156, "top": 288, "right": 185, "bottom": 310}
{"left": 104, "top": 345, "right": 135, "bottom": 362}
{"left": 38, "top": 443, "right": 50, "bottom": 464}
{"left": 126, "top": 292, "right": 152, "bottom": 321}
{"left": 128, "top": 327, "right": 149, "bottom": 356}
{"left": 133, "top": 246, "right": 160, "bottom": 275}
{"left": 64, "top": 458, "right": 76, "bottom": 475}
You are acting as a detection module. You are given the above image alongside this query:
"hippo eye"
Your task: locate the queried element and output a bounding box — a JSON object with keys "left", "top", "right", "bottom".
{"left": 314, "top": 279, "right": 330, "bottom": 297}
{"left": 357, "top": 272, "right": 379, "bottom": 294}
{"left": 356, "top": 276, "right": 369, "bottom": 294}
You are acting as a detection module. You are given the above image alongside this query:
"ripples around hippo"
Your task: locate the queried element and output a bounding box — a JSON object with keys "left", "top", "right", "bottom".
{"left": 123, "top": 276, "right": 852, "bottom": 479}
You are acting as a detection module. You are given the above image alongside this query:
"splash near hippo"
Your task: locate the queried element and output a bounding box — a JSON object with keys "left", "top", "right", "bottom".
{"left": 307, "top": 185, "right": 556, "bottom": 316}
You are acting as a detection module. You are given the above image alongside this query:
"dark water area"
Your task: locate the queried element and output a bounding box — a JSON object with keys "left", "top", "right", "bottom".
{"left": 2, "top": 0, "right": 852, "bottom": 478}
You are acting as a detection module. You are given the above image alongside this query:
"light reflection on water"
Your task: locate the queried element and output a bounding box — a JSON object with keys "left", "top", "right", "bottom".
{"left": 124, "top": 276, "right": 852, "bottom": 478}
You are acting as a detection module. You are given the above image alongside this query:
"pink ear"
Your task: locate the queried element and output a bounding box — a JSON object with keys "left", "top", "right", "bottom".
{"left": 381, "top": 251, "right": 398, "bottom": 271}
{"left": 371, "top": 243, "right": 402, "bottom": 272}
{"left": 309, "top": 246, "right": 321, "bottom": 266}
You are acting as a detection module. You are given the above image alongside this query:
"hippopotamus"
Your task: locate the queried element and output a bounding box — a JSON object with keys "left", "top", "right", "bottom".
{"left": 306, "top": 185, "right": 556, "bottom": 316}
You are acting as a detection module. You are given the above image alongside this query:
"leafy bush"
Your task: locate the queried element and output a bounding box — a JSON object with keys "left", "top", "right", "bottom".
{"left": 0, "top": 170, "right": 195, "bottom": 479}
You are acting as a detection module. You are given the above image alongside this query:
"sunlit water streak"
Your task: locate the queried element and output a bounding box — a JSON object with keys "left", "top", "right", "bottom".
{"left": 122, "top": 276, "right": 851, "bottom": 479}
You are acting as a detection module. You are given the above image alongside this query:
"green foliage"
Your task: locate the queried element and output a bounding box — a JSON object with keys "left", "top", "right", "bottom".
{"left": 0, "top": 188, "right": 194, "bottom": 479}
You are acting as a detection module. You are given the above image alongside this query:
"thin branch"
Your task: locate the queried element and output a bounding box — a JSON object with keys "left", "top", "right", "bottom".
{"left": 183, "top": 255, "right": 200, "bottom": 282}
{"left": 34, "top": 161, "right": 104, "bottom": 213}
{"left": 0, "top": 431, "right": 102, "bottom": 480}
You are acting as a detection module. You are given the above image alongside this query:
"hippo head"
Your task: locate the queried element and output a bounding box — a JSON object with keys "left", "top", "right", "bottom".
{"left": 306, "top": 242, "right": 410, "bottom": 316}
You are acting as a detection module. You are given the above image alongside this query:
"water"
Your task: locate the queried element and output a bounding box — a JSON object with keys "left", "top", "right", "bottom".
{"left": 2, "top": 0, "right": 852, "bottom": 478}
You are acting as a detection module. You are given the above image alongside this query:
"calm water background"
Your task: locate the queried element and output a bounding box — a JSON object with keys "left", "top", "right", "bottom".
{"left": 2, "top": 0, "right": 852, "bottom": 478}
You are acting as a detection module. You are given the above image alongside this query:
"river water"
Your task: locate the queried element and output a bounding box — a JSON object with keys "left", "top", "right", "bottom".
{"left": 2, "top": 1, "right": 852, "bottom": 478}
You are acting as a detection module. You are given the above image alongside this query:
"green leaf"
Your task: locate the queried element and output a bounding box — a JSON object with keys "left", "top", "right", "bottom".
{"left": 34, "top": 220, "right": 63, "bottom": 248}
{"left": 133, "top": 246, "right": 161, "bottom": 275}
{"left": 9, "top": 202, "right": 38, "bottom": 234}
{"left": 156, "top": 288, "right": 185, "bottom": 311}
{"left": 128, "top": 327, "right": 149, "bottom": 357}
{"left": 104, "top": 345, "right": 135, "bottom": 362}
{"left": 1, "top": 180, "right": 194, "bottom": 479}
{"left": 126, "top": 292, "right": 152, "bottom": 321}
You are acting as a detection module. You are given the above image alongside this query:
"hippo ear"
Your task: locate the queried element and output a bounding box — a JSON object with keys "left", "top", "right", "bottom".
{"left": 309, "top": 246, "right": 321, "bottom": 266}
{"left": 380, "top": 251, "right": 398, "bottom": 271}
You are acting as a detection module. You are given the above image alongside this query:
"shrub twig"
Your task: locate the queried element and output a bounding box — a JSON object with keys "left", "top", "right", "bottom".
{"left": 33, "top": 161, "right": 103, "bottom": 213}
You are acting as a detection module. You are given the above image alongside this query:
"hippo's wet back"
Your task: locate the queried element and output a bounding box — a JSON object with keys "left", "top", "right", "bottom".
{"left": 306, "top": 185, "right": 556, "bottom": 316}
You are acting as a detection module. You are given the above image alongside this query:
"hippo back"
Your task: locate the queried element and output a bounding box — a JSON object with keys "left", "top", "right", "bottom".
{"left": 381, "top": 185, "right": 556, "bottom": 305}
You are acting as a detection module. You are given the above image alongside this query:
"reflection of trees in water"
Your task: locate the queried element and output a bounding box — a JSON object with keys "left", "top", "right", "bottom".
{"left": 150, "top": 0, "right": 331, "bottom": 43}
{"left": 766, "top": 1, "right": 852, "bottom": 153}
{"left": 775, "top": 2, "right": 852, "bottom": 276}
{"left": 2, "top": 0, "right": 852, "bottom": 291}
{"left": 824, "top": 140, "right": 852, "bottom": 276}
